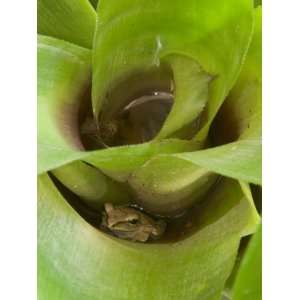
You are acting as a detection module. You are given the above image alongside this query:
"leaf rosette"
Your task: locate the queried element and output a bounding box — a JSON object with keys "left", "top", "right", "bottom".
{"left": 38, "top": 1, "right": 262, "bottom": 299}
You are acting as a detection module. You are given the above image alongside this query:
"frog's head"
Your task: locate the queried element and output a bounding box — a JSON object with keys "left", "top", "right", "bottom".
{"left": 104, "top": 203, "right": 140, "bottom": 229}
{"left": 102, "top": 203, "right": 166, "bottom": 242}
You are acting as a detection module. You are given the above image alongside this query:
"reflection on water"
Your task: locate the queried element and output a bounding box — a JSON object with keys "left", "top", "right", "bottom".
{"left": 99, "top": 91, "right": 173, "bottom": 146}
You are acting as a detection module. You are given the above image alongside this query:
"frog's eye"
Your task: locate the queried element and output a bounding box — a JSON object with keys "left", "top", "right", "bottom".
{"left": 128, "top": 219, "right": 138, "bottom": 225}
{"left": 126, "top": 214, "right": 139, "bottom": 224}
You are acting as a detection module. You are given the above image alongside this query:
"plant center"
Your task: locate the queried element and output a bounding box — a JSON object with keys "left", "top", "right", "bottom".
{"left": 99, "top": 91, "right": 173, "bottom": 146}
{"left": 80, "top": 65, "right": 174, "bottom": 149}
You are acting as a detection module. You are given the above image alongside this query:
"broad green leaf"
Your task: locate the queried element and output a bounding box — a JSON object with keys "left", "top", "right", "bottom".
{"left": 128, "top": 138, "right": 261, "bottom": 216}
{"left": 37, "top": 35, "right": 91, "bottom": 174}
{"left": 38, "top": 0, "right": 96, "bottom": 49}
{"left": 129, "top": 156, "right": 218, "bottom": 216}
{"left": 38, "top": 174, "right": 258, "bottom": 300}
{"left": 83, "top": 139, "right": 200, "bottom": 182}
{"left": 174, "top": 138, "right": 262, "bottom": 185}
{"left": 232, "top": 223, "right": 262, "bottom": 300}
{"left": 92, "top": 0, "right": 254, "bottom": 142}
{"left": 51, "top": 161, "right": 131, "bottom": 210}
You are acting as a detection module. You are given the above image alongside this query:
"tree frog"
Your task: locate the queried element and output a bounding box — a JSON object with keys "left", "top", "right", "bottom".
{"left": 101, "top": 203, "right": 166, "bottom": 242}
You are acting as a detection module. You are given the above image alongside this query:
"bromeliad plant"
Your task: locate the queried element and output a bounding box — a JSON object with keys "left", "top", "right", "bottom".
{"left": 38, "top": 0, "right": 262, "bottom": 299}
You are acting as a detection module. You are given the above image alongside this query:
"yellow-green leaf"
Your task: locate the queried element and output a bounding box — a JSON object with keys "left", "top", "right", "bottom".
{"left": 38, "top": 0, "right": 96, "bottom": 48}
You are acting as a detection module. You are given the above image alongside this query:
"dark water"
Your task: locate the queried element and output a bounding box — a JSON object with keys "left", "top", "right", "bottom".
{"left": 79, "top": 65, "right": 174, "bottom": 149}
{"left": 98, "top": 91, "right": 174, "bottom": 147}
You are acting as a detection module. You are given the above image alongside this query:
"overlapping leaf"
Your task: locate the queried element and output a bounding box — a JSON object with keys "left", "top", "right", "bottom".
{"left": 37, "top": 35, "right": 200, "bottom": 176}
{"left": 38, "top": 174, "right": 258, "bottom": 300}
{"left": 92, "top": 0, "right": 254, "bottom": 141}
{"left": 51, "top": 161, "right": 131, "bottom": 210}
{"left": 129, "top": 5, "right": 262, "bottom": 211}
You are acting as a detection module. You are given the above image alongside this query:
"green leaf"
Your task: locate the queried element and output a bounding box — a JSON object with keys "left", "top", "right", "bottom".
{"left": 38, "top": 0, "right": 96, "bottom": 49}
{"left": 84, "top": 139, "right": 200, "bottom": 182}
{"left": 232, "top": 223, "right": 262, "bottom": 300}
{"left": 37, "top": 35, "right": 91, "bottom": 174}
{"left": 128, "top": 138, "right": 261, "bottom": 215}
{"left": 194, "top": 4, "right": 260, "bottom": 144}
{"left": 92, "top": 0, "right": 254, "bottom": 142}
{"left": 175, "top": 138, "right": 262, "bottom": 185}
{"left": 155, "top": 55, "right": 213, "bottom": 139}
{"left": 238, "top": 181, "right": 260, "bottom": 236}
{"left": 130, "top": 115, "right": 261, "bottom": 215}
{"left": 211, "top": 6, "right": 262, "bottom": 143}
{"left": 129, "top": 156, "right": 218, "bottom": 215}
{"left": 51, "top": 161, "right": 131, "bottom": 210}
{"left": 38, "top": 174, "right": 258, "bottom": 300}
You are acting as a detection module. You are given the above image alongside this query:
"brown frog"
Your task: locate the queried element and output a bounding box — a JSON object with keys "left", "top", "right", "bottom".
{"left": 101, "top": 203, "right": 166, "bottom": 242}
